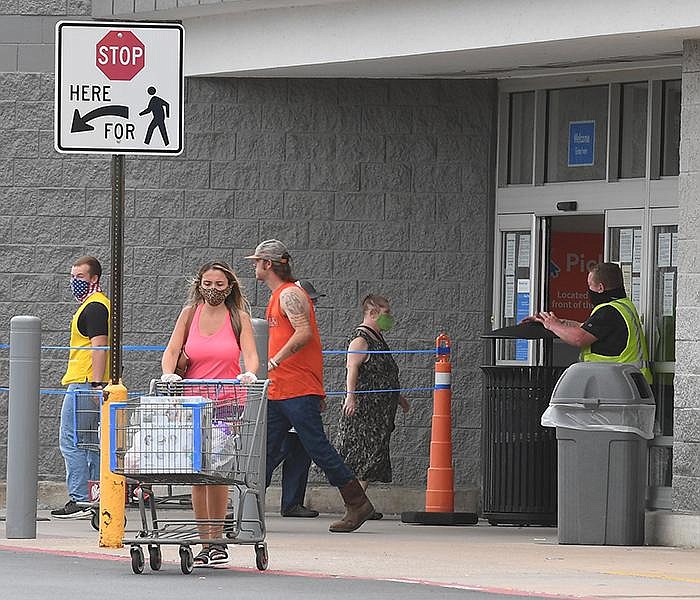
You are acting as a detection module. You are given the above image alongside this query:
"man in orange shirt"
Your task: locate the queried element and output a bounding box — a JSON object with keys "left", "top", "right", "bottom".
{"left": 248, "top": 240, "right": 374, "bottom": 533}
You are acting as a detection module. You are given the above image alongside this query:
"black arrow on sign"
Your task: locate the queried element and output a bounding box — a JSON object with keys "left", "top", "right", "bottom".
{"left": 71, "top": 105, "right": 130, "bottom": 133}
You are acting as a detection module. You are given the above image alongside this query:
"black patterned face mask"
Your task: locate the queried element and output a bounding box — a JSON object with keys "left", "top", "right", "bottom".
{"left": 200, "top": 286, "right": 231, "bottom": 306}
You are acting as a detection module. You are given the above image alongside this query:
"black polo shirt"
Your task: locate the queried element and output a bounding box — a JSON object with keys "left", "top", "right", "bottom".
{"left": 581, "top": 295, "right": 629, "bottom": 357}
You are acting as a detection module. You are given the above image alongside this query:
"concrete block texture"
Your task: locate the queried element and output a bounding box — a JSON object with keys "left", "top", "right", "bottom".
{"left": 0, "top": 71, "right": 497, "bottom": 497}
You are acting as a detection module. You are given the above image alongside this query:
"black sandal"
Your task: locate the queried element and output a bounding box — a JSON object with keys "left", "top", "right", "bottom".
{"left": 193, "top": 546, "right": 211, "bottom": 567}
{"left": 208, "top": 544, "right": 229, "bottom": 565}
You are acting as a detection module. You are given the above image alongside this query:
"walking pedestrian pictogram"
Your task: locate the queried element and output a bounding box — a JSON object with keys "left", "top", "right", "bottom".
{"left": 139, "top": 86, "right": 170, "bottom": 146}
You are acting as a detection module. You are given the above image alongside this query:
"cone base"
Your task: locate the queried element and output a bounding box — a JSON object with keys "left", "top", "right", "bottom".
{"left": 400, "top": 511, "right": 478, "bottom": 526}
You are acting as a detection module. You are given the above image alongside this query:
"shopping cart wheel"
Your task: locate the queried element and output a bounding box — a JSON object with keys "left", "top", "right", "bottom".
{"left": 90, "top": 509, "right": 99, "bottom": 532}
{"left": 255, "top": 542, "right": 268, "bottom": 571}
{"left": 148, "top": 545, "right": 162, "bottom": 571}
{"left": 130, "top": 545, "right": 145, "bottom": 574}
{"left": 179, "top": 545, "right": 194, "bottom": 575}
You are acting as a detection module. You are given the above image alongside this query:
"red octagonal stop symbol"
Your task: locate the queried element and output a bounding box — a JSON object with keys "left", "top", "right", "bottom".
{"left": 96, "top": 30, "right": 145, "bottom": 81}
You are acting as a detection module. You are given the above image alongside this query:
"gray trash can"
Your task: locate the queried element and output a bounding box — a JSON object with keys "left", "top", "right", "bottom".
{"left": 541, "top": 362, "right": 655, "bottom": 545}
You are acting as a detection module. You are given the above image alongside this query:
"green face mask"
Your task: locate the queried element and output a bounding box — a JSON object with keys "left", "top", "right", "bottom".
{"left": 376, "top": 313, "right": 394, "bottom": 332}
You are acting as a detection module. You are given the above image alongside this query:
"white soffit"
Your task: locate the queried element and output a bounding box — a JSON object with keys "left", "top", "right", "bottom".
{"left": 177, "top": 0, "right": 700, "bottom": 78}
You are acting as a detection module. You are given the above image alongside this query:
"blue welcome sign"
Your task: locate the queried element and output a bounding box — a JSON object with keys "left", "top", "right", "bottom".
{"left": 568, "top": 120, "right": 595, "bottom": 167}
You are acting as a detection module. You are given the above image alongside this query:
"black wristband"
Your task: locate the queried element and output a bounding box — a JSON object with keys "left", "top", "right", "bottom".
{"left": 90, "top": 381, "right": 103, "bottom": 388}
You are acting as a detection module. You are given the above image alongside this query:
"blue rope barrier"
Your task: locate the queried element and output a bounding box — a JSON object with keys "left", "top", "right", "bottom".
{"left": 325, "top": 386, "right": 435, "bottom": 396}
{"left": 0, "top": 387, "right": 145, "bottom": 396}
{"left": 0, "top": 343, "right": 434, "bottom": 355}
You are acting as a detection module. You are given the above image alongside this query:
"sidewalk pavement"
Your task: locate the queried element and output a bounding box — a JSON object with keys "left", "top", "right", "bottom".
{"left": 1, "top": 509, "right": 699, "bottom": 599}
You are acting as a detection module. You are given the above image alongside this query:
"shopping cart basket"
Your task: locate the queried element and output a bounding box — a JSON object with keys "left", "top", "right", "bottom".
{"left": 109, "top": 378, "right": 269, "bottom": 575}
{"left": 73, "top": 388, "right": 142, "bottom": 530}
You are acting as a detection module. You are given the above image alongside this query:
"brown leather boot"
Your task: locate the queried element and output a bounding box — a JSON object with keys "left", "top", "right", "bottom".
{"left": 328, "top": 479, "right": 375, "bottom": 533}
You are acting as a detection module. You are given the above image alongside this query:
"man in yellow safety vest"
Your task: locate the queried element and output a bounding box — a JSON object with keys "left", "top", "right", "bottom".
{"left": 51, "top": 256, "right": 110, "bottom": 519}
{"left": 528, "top": 262, "right": 652, "bottom": 384}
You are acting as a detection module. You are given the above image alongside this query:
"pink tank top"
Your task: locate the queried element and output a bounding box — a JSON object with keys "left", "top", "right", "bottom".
{"left": 184, "top": 304, "right": 241, "bottom": 381}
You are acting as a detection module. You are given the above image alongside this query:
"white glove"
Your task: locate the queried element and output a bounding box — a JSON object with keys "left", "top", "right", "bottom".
{"left": 160, "top": 373, "right": 182, "bottom": 382}
{"left": 238, "top": 371, "right": 257, "bottom": 384}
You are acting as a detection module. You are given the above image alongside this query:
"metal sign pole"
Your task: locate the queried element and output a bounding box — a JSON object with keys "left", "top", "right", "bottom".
{"left": 110, "top": 153, "right": 124, "bottom": 383}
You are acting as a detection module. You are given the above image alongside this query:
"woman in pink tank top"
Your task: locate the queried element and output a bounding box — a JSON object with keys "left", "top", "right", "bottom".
{"left": 162, "top": 261, "right": 259, "bottom": 567}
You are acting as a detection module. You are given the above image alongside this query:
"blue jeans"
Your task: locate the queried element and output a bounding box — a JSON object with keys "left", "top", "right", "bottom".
{"left": 59, "top": 383, "right": 100, "bottom": 502}
{"left": 266, "top": 396, "right": 354, "bottom": 490}
{"left": 269, "top": 431, "right": 312, "bottom": 511}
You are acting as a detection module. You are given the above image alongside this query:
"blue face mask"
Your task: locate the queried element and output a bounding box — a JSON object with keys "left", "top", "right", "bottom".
{"left": 70, "top": 278, "right": 90, "bottom": 302}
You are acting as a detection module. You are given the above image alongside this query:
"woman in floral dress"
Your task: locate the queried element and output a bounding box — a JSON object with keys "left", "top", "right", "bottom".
{"left": 336, "top": 295, "right": 410, "bottom": 519}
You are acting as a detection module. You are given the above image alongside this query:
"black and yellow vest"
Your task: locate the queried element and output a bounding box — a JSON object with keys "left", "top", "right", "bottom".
{"left": 580, "top": 297, "right": 652, "bottom": 384}
{"left": 61, "top": 292, "right": 111, "bottom": 385}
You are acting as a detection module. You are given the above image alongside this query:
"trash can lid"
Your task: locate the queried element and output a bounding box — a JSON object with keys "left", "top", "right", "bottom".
{"left": 550, "top": 362, "right": 654, "bottom": 406}
{"left": 482, "top": 321, "right": 559, "bottom": 340}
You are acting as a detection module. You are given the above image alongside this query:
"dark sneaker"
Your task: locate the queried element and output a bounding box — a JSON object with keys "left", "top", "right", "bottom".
{"left": 50, "top": 500, "right": 91, "bottom": 519}
{"left": 281, "top": 504, "right": 319, "bottom": 518}
{"left": 368, "top": 511, "right": 384, "bottom": 520}
{"left": 207, "top": 545, "right": 229, "bottom": 566}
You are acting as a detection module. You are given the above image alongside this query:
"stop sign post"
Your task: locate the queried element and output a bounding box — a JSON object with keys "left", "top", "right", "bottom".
{"left": 96, "top": 30, "right": 145, "bottom": 81}
{"left": 55, "top": 22, "right": 183, "bottom": 547}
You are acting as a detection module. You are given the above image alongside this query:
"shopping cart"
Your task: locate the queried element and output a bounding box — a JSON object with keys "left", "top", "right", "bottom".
{"left": 109, "top": 378, "right": 269, "bottom": 575}
{"left": 73, "top": 389, "right": 142, "bottom": 530}
{"left": 72, "top": 388, "right": 103, "bottom": 529}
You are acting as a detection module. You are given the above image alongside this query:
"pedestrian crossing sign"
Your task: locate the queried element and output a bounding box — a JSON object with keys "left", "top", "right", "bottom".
{"left": 54, "top": 21, "right": 184, "bottom": 155}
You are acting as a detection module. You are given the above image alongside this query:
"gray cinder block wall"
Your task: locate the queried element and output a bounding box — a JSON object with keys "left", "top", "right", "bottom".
{"left": 675, "top": 40, "right": 700, "bottom": 514}
{"left": 0, "top": 3, "right": 497, "bottom": 507}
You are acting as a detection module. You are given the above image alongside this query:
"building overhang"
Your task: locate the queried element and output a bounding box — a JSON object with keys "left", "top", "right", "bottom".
{"left": 96, "top": 0, "right": 700, "bottom": 78}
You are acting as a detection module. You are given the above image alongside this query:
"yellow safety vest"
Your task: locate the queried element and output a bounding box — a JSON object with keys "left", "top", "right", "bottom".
{"left": 581, "top": 297, "right": 652, "bottom": 384}
{"left": 61, "top": 292, "right": 111, "bottom": 385}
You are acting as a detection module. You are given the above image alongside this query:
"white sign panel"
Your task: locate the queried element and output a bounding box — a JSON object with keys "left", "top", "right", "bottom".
{"left": 55, "top": 21, "right": 184, "bottom": 155}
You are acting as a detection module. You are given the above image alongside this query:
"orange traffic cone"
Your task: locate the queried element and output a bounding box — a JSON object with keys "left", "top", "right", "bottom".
{"left": 401, "top": 332, "right": 477, "bottom": 525}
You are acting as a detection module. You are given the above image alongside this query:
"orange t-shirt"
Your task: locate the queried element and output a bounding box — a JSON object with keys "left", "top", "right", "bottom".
{"left": 266, "top": 282, "right": 324, "bottom": 400}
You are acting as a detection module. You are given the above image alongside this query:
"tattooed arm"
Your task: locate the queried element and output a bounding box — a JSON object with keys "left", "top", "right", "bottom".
{"left": 270, "top": 286, "right": 314, "bottom": 365}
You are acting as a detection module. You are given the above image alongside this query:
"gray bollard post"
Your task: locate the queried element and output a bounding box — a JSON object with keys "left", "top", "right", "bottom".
{"left": 6, "top": 316, "right": 41, "bottom": 538}
{"left": 251, "top": 317, "right": 269, "bottom": 379}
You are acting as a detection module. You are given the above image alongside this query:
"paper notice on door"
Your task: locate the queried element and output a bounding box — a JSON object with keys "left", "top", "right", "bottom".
{"left": 631, "top": 276, "right": 641, "bottom": 310}
{"left": 622, "top": 263, "right": 633, "bottom": 298}
{"left": 658, "top": 232, "right": 671, "bottom": 267}
{"left": 504, "top": 275, "right": 515, "bottom": 318}
{"left": 663, "top": 272, "right": 675, "bottom": 316}
{"left": 505, "top": 233, "right": 516, "bottom": 274}
{"left": 671, "top": 232, "right": 678, "bottom": 267}
{"left": 517, "top": 234, "right": 530, "bottom": 268}
{"left": 620, "top": 229, "right": 633, "bottom": 263}
{"left": 632, "top": 230, "right": 642, "bottom": 272}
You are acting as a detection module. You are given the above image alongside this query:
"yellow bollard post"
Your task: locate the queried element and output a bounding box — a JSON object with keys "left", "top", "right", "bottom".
{"left": 99, "top": 381, "right": 126, "bottom": 548}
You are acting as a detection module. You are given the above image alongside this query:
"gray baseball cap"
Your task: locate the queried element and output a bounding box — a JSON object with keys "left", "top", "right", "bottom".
{"left": 296, "top": 280, "right": 325, "bottom": 300}
{"left": 245, "top": 239, "right": 290, "bottom": 263}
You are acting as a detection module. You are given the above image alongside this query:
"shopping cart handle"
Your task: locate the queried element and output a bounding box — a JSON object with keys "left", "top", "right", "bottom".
{"left": 180, "top": 378, "right": 242, "bottom": 384}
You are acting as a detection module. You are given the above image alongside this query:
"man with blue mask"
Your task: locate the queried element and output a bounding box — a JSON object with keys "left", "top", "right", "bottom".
{"left": 51, "top": 256, "right": 110, "bottom": 519}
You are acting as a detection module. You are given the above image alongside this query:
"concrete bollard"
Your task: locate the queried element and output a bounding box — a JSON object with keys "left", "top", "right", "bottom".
{"left": 6, "top": 316, "right": 41, "bottom": 539}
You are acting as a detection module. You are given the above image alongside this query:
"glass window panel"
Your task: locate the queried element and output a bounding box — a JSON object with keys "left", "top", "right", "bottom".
{"left": 607, "top": 226, "right": 643, "bottom": 313}
{"left": 619, "top": 82, "right": 648, "bottom": 179}
{"left": 546, "top": 85, "right": 608, "bottom": 182}
{"left": 661, "top": 80, "right": 681, "bottom": 177}
{"left": 508, "top": 91, "right": 534, "bottom": 184}
{"left": 650, "top": 224, "right": 677, "bottom": 437}
{"left": 498, "top": 230, "right": 531, "bottom": 361}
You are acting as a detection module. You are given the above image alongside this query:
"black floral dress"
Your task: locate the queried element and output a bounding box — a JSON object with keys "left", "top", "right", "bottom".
{"left": 336, "top": 325, "right": 400, "bottom": 483}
